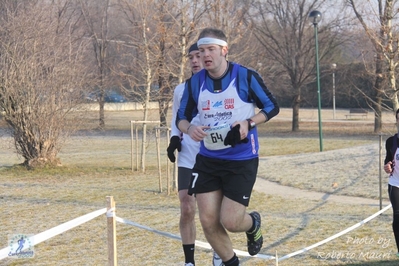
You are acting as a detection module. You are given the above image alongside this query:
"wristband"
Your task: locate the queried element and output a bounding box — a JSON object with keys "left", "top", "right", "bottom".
{"left": 246, "top": 119, "right": 256, "bottom": 130}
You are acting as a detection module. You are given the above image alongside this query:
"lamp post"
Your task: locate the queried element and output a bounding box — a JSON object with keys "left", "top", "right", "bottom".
{"left": 309, "top": 10, "right": 323, "bottom": 152}
{"left": 331, "top": 63, "right": 336, "bottom": 119}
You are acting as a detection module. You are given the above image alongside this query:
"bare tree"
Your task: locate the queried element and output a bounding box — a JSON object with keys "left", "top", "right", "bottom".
{"left": 154, "top": 0, "right": 182, "bottom": 127}
{"left": 114, "top": 0, "right": 206, "bottom": 121}
{"left": 250, "top": 0, "right": 349, "bottom": 131}
{"left": 201, "top": 0, "right": 256, "bottom": 65}
{"left": 173, "top": 0, "right": 206, "bottom": 83}
{"left": 0, "top": 1, "right": 89, "bottom": 168}
{"left": 153, "top": 0, "right": 209, "bottom": 127}
{"left": 113, "top": 0, "right": 207, "bottom": 171}
{"left": 347, "top": 0, "right": 399, "bottom": 132}
{"left": 114, "top": 0, "right": 162, "bottom": 172}
{"left": 78, "top": 0, "right": 114, "bottom": 129}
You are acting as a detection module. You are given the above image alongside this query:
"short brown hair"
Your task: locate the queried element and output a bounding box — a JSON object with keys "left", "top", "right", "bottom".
{"left": 198, "top": 28, "right": 227, "bottom": 42}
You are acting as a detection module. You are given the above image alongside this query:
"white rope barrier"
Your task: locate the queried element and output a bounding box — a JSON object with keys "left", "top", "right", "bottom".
{"left": 0, "top": 208, "right": 107, "bottom": 260}
{"left": 116, "top": 204, "right": 392, "bottom": 263}
{"left": 106, "top": 207, "right": 116, "bottom": 218}
{"left": 278, "top": 204, "right": 392, "bottom": 261}
{"left": 0, "top": 201, "right": 391, "bottom": 263}
{"left": 116, "top": 216, "right": 182, "bottom": 241}
{"left": 115, "top": 216, "right": 276, "bottom": 260}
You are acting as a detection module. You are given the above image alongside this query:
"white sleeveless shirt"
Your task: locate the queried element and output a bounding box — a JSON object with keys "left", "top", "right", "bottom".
{"left": 197, "top": 64, "right": 258, "bottom": 160}
{"left": 390, "top": 146, "right": 399, "bottom": 187}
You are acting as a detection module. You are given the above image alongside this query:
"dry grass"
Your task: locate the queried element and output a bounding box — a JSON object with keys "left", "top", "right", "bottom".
{"left": 0, "top": 170, "right": 397, "bottom": 265}
{"left": 1, "top": 108, "right": 399, "bottom": 265}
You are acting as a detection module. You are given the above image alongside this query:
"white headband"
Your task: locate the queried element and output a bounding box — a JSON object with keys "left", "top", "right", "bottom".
{"left": 197, "top": 37, "right": 228, "bottom": 47}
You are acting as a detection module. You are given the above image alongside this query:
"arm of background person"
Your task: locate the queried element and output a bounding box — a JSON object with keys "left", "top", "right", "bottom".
{"left": 384, "top": 136, "right": 394, "bottom": 173}
{"left": 170, "top": 83, "right": 185, "bottom": 137}
{"left": 176, "top": 78, "right": 198, "bottom": 130}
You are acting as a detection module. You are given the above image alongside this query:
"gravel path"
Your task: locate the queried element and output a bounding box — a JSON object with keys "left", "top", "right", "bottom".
{"left": 254, "top": 178, "right": 390, "bottom": 206}
{"left": 254, "top": 143, "right": 391, "bottom": 206}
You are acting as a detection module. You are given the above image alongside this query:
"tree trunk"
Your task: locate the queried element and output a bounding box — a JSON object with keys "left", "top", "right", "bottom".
{"left": 139, "top": 16, "right": 153, "bottom": 173}
{"left": 372, "top": 83, "right": 383, "bottom": 133}
{"left": 99, "top": 100, "right": 105, "bottom": 129}
{"left": 158, "top": 100, "right": 168, "bottom": 127}
{"left": 373, "top": 52, "right": 384, "bottom": 133}
{"left": 374, "top": 100, "right": 382, "bottom": 133}
{"left": 292, "top": 94, "right": 300, "bottom": 132}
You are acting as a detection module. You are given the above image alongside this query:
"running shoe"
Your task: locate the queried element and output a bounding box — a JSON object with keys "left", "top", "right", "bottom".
{"left": 185, "top": 263, "right": 194, "bottom": 266}
{"left": 212, "top": 250, "right": 223, "bottom": 266}
{"left": 246, "top": 211, "right": 263, "bottom": 256}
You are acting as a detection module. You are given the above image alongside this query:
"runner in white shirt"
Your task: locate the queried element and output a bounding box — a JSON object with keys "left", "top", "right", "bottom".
{"left": 384, "top": 108, "right": 399, "bottom": 257}
{"left": 167, "top": 43, "right": 222, "bottom": 266}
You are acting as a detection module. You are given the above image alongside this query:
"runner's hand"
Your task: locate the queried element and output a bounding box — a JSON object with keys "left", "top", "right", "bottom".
{"left": 167, "top": 136, "right": 181, "bottom": 162}
{"left": 224, "top": 124, "right": 248, "bottom": 147}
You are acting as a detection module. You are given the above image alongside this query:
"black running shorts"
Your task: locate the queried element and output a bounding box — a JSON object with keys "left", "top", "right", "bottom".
{"left": 178, "top": 167, "right": 193, "bottom": 191}
{"left": 188, "top": 154, "right": 259, "bottom": 206}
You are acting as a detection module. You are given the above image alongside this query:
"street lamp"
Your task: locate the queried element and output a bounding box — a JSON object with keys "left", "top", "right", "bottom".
{"left": 309, "top": 10, "right": 323, "bottom": 152}
{"left": 331, "top": 63, "right": 337, "bottom": 119}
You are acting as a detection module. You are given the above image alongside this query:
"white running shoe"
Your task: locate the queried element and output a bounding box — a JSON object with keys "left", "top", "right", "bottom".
{"left": 184, "top": 263, "right": 194, "bottom": 266}
{"left": 213, "top": 251, "right": 223, "bottom": 266}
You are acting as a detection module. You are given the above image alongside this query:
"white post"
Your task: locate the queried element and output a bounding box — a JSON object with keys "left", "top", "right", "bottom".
{"left": 155, "top": 127, "right": 162, "bottom": 193}
{"left": 106, "top": 196, "right": 117, "bottom": 266}
{"left": 275, "top": 250, "right": 278, "bottom": 266}
{"left": 130, "top": 121, "right": 134, "bottom": 171}
{"left": 166, "top": 128, "right": 171, "bottom": 195}
{"left": 130, "top": 121, "right": 160, "bottom": 172}
{"left": 331, "top": 63, "right": 337, "bottom": 119}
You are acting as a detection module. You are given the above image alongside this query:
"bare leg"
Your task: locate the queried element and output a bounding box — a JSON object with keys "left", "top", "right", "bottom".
{"left": 220, "top": 196, "right": 253, "bottom": 233}
{"left": 179, "top": 189, "right": 196, "bottom": 244}
{"left": 197, "top": 191, "right": 255, "bottom": 262}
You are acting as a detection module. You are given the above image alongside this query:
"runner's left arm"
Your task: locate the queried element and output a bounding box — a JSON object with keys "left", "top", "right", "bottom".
{"left": 240, "top": 68, "right": 280, "bottom": 124}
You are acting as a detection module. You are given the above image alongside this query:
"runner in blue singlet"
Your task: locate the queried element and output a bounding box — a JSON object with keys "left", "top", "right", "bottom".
{"left": 176, "top": 28, "right": 279, "bottom": 266}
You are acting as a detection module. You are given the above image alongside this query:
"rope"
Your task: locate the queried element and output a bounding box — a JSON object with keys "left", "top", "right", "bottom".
{"left": 0, "top": 208, "right": 107, "bottom": 260}
{"left": 115, "top": 216, "right": 275, "bottom": 260}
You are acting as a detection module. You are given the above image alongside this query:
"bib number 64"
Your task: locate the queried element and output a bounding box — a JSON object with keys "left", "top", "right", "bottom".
{"left": 210, "top": 132, "right": 224, "bottom": 143}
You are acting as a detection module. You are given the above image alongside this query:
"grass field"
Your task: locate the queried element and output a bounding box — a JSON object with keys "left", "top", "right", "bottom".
{"left": 1, "top": 108, "right": 399, "bottom": 265}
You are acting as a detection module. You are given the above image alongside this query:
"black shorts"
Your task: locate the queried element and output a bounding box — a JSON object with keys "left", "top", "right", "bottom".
{"left": 178, "top": 167, "right": 193, "bottom": 191}
{"left": 188, "top": 154, "right": 259, "bottom": 206}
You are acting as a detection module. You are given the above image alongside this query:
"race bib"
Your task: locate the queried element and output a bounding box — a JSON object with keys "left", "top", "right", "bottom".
{"left": 203, "top": 123, "right": 231, "bottom": 150}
